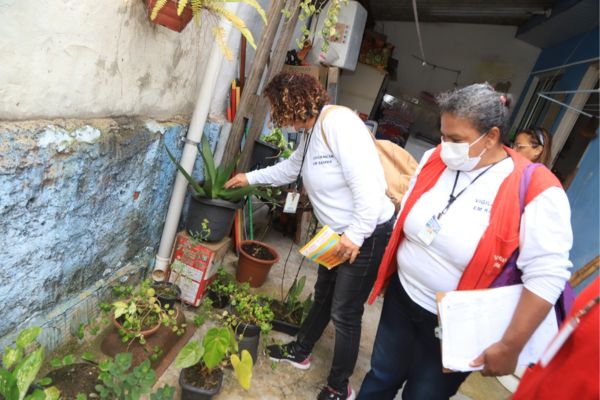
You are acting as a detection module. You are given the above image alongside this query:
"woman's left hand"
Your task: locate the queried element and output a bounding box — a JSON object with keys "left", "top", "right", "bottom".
{"left": 334, "top": 234, "right": 360, "bottom": 264}
{"left": 470, "top": 340, "right": 520, "bottom": 376}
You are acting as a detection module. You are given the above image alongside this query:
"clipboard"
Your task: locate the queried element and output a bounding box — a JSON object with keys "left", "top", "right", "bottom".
{"left": 435, "top": 285, "right": 558, "bottom": 373}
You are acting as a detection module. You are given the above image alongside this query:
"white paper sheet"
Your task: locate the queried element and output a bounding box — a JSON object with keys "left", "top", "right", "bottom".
{"left": 438, "top": 284, "right": 558, "bottom": 372}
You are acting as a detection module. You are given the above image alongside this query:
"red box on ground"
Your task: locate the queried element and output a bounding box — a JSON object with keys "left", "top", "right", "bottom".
{"left": 168, "top": 231, "right": 231, "bottom": 306}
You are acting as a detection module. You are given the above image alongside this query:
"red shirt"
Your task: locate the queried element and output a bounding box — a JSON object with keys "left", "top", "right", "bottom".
{"left": 512, "top": 277, "right": 600, "bottom": 399}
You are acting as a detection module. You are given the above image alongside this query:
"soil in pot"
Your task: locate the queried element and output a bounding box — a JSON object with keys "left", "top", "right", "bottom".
{"left": 152, "top": 281, "right": 181, "bottom": 310}
{"left": 44, "top": 362, "right": 100, "bottom": 399}
{"left": 237, "top": 240, "right": 280, "bottom": 288}
{"left": 241, "top": 243, "right": 276, "bottom": 261}
{"left": 181, "top": 363, "right": 223, "bottom": 393}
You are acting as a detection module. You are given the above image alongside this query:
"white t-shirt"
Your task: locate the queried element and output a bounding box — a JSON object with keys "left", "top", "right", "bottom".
{"left": 397, "top": 149, "right": 572, "bottom": 313}
{"left": 247, "top": 105, "right": 394, "bottom": 247}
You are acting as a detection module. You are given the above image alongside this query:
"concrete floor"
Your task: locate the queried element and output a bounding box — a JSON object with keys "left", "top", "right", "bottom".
{"left": 154, "top": 229, "right": 511, "bottom": 399}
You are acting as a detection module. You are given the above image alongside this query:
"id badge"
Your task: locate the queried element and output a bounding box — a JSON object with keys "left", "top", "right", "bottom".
{"left": 417, "top": 216, "right": 441, "bottom": 246}
{"left": 283, "top": 192, "right": 300, "bottom": 214}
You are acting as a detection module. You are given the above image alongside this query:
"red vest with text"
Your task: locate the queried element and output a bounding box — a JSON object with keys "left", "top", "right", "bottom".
{"left": 367, "top": 146, "right": 561, "bottom": 304}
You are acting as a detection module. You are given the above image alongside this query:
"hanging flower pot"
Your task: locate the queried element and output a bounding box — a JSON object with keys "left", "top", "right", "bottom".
{"left": 236, "top": 240, "right": 280, "bottom": 288}
{"left": 146, "top": 0, "right": 193, "bottom": 33}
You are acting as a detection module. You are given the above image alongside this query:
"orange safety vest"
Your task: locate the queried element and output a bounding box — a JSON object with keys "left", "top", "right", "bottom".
{"left": 367, "top": 146, "right": 561, "bottom": 304}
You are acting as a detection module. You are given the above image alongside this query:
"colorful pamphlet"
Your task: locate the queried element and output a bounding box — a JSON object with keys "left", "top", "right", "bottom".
{"left": 299, "top": 225, "right": 345, "bottom": 269}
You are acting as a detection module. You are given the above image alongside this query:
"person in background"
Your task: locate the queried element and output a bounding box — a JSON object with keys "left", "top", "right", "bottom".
{"left": 512, "top": 127, "right": 552, "bottom": 166}
{"left": 512, "top": 277, "right": 599, "bottom": 399}
{"left": 358, "top": 83, "right": 572, "bottom": 400}
{"left": 225, "top": 72, "right": 395, "bottom": 400}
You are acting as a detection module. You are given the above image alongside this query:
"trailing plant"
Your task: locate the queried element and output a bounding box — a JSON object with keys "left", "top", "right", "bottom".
{"left": 188, "top": 218, "right": 211, "bottom": 242}
{"left": 94, "top": 353, "right": 174, "bottom": 400}
{"left": 0, "top": 327, "right": 59, "bottom": 400}
{"left": 165, "top": 135, "right": 275, "bottom": 203}
{"left": 175, "top": 327, "right": 253, "bottom": 390}
{"left": 111, "top": 280, "right": 185, "bottom": 346}
{"left": 283, "top": 0, "right": 349, "bottom": 53}
{"left": 150, "top": 0, "right": 267, "bottom": 60}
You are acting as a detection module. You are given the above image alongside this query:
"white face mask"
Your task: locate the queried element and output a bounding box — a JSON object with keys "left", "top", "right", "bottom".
{"left": 440, "top": 133, "right": 488, "bottom": 171}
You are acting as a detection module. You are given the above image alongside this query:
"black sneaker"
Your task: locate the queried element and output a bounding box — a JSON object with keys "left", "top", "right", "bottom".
{"left": 317, "top": 385, "right": 356, "bottom": 400}
{"left": 267, "top": 341, "right": 311, "bottom": 370}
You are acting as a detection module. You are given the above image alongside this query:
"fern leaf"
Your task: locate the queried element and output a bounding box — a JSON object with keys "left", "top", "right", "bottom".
{"left": 213, "top": 27, "right": 234, "bottom": 60}
{"left": 209, "top": 5, "right": 257, "bottom": 49}
{"left": 151, "top": 0, "right": 169, "bottom": 20}
{"left": 190, "top": 0, "right": 203, "bottom": 24}
{"left": 223, "top": 0, "right": 267, "bottom": 25}
{"left": 177, "top": 0, "right": 189, "bottom": 16}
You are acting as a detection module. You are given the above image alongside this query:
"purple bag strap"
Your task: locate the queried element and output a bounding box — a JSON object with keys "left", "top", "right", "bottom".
{"left": 491, "top": 162, "right": 574, "bottom": 325}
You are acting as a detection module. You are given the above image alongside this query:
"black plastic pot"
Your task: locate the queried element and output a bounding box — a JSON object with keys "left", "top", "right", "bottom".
{"left": 185, "top": 195, "right": 243, "bottom": 242}
{"left": 207, "top": 289, "right": 230, "bottom": 309}
{"left": 250, "top": 140, "right": 280, "bottom": 171}
{"left": 271, "top": 319, "right": 301, "bottom": 336}
{"left": 152, "top": 281, "right": 181, "bottom": 310}
{"left": 234, "top": 322, "right": 261, "bottom": 364}
{"left": 179, "top": 367, "right": 223, "bottom": 400}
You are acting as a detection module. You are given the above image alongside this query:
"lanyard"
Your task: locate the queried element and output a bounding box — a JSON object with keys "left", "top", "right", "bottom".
{"left": 436, "top": 159, "right": 505, "bottom": 220}
{"left": 294, "top": 108, "right": 323, "bottom": 190}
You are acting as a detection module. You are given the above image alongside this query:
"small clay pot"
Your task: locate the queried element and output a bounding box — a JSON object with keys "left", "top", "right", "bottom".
{"left": 236, "top": 240, "right": 280, "bottom": 288}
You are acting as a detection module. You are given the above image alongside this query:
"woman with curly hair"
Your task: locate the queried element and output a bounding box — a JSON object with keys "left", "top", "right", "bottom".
{"left": 226, "top": 72, "right": 395, "bottom": 400}
{"left": 512, "top": 127, "right": 553, "bottom": 166}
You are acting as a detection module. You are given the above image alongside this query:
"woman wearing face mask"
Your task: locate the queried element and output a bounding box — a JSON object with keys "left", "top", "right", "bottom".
{"left": 225, "top": 72, "right": 395, "bottom": 400}
{"left": 357, "top": 83, "right": 573, "bottom": 400}
{"left": 512, "top": 127, "right": 553, "bottom": 166}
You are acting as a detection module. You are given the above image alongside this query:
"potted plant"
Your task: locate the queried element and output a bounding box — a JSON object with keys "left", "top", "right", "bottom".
{"left": 269, "top": 276, "right": 313, "bottom": 336}
{"left": 0, "top": 326, "right": 60, "bottom": 400}
{"left": 250, "top": 127, "right": 294, "bottom": 170}
{"left": 166, "top": 136, "right": 274, "bottom": 242}
{"left": 205, "top": 267, "right": 238, "bottom": 309}
{"left": 236, "top": 240, "right": 280, "bottom": 288}
{"left": 148, "top": 0, "right": 267, "bottom": 59}
{"left": 152, "top": 280, "right": 182, "bottom": 311}
{"left": 111, "top": 280, "right": 185, "bottom": 346}
{"left": 175, "top": 327, "right": 253, "bottom": 399}
{"left": 223, "top": 290, "right": 274, "bottom": 364}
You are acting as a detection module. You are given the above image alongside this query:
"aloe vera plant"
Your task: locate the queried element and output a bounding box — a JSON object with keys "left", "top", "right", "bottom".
{"left": 165, "top": 135, "right": 273, "bottom": 203}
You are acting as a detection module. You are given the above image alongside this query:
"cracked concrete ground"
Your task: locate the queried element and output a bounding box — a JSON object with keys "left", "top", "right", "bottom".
{"left": 154, "top": 229, "right": 511, "bottom": 399}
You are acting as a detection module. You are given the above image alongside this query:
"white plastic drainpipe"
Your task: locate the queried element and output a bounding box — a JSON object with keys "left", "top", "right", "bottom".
{"left": 153, "top": 2, "right": 241, "bottom": 281}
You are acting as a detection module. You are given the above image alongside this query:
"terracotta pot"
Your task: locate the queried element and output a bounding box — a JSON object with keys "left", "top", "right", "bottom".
{"left": 236, "top": 240, "right": 280, "bottom": 288}
{"left": 146, "top": 0, "right": 193, "bottom": 33}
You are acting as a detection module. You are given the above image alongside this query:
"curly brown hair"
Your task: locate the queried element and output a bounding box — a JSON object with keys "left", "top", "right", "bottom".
{"left": 263, "top": 72, "right": 330, "bottom": 127}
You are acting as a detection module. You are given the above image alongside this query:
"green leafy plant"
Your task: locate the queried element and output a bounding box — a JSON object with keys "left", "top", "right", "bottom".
{"left": 166, "top": 136, "right": 274, "bottom": 203}
{"left": 0, "top": 327, "right": 58, "bottom": 400}
{"left": 188, "top": 218, "right": 212, "bottom": 242}
{"left": 94, "top": 353, "right": 155, "bottom": 400}
{"left": 226, "top": 290, "right": 274, "bottom": 335}
{"left": 111, "top": 280, "right": 185, "bottom": 346}
{"left": 273, "top": 275, "right": 313, "bottom": 325}
{"left": 262, "top": 128, "right": 293, "bottom": 159}
{"left": 284, "top": 0, "right": 349, "bottom": 53}
{"left": 150, "top": 0, "right": 267, "bottom": 60}
{"left": 206, "top": 267, "right": 239, "bottom": 306}
{"left": 175, "top": 327, "right": 253, "bottom": 390}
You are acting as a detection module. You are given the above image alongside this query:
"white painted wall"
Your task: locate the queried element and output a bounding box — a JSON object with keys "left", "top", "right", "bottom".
{"left": 377, "top": 22, "right": 540, "bottom": 101}
{"left": 0, "top": 0, "right": 267, "bottom": 121}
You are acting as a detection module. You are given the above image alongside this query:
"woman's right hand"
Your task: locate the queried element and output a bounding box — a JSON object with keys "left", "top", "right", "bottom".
{"left": 224, "top": 173, "right": 249, "bottom": 189}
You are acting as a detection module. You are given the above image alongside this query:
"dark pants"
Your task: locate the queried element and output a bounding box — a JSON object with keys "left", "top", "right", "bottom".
{"left": 358, "top": 274, "right": 469, "bottom": 400}
{"left": 295, "top": 217, "right": 393, "bottom": 392}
